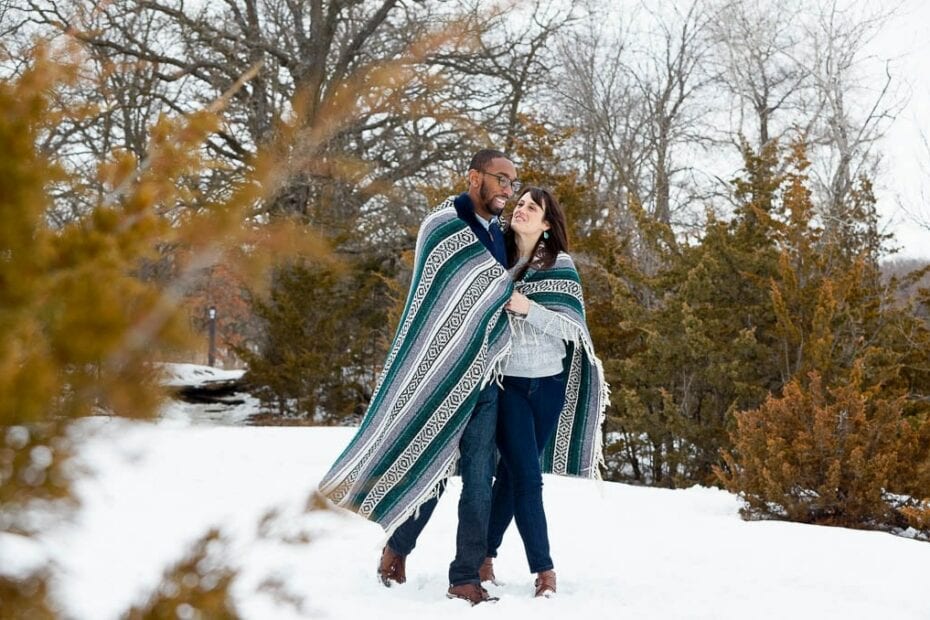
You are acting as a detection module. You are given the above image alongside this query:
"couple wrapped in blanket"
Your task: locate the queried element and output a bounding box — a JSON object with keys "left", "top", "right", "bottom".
{"left": 319, "top": 149, "right": 608, "bottom": 605}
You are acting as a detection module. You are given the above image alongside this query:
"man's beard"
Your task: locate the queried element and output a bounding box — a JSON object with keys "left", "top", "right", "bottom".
{"left": 480, "top": 182, "right": 504, "bottom": 216}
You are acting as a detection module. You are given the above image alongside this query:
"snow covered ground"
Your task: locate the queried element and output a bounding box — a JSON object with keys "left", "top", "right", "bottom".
{"left": 158, "top": 392, "right": 259, "bottom": 426}
{"left": 157, "top": 363, "right": 246, "bottom": 389}
{"left": 3, "top": 403, "right": 930, "bottom": 619}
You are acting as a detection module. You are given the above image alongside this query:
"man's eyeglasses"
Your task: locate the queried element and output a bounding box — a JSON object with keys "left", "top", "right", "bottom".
{"left": 479, "top": 171, "right": 522, "bottom": 193}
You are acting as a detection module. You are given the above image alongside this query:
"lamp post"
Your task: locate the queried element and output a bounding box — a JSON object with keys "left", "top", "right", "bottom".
{"left": 208, "top": 305, "right": 217, "bottom": 367}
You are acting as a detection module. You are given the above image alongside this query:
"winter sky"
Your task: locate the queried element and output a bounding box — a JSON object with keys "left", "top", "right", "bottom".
{"left": 869, "top": 0, "right": 930, "bottom": 258}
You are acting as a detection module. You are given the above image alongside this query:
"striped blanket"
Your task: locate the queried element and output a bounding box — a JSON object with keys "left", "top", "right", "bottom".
{"left": 517, "top": 252, "right": 610, "bottom": 478}
{"left": 318, "top": 198, "right": 513, "bottom": 533}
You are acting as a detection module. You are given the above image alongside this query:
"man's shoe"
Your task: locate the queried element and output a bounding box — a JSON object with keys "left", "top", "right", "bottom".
{"left": 479, "top": 557, "right": 497, "bottom": 584}
{"left": 446, "top": 583, "right": 499, "bottom": 605}
{"left": 377, "top": 546, "right": 406, "bottom": 587}
{"left": 534, "top": 570, "right": 556, "bottom": 598}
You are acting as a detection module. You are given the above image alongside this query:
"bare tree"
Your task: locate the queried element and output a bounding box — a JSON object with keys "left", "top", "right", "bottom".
{"left": 633, "top": 3, "right": 714, "bottom": 225}
{"left": 427, "top": 0, "right": 578, "bottom": 153}
{"left": 1, "top": 1, "right": 42, "bottom": 77}
{"left": 0, "top": 0, "right": 18, "bottom": 43}
{"left": 19, "top": 1, "right": 504, "bottom": 247}
{"left": 802, "top": 1, "right": 903, "bottom": 227}
{"left": 556, "top": 13, "right": 647, "bottom": 227}
{"left": 555, "top": 2, "right": 713, "bottom": 233}
{"left": 46, "top": 24, "right": 186, "bottom": 226}
{"left": 706, "top": 0, "right": 904, "bottom": 262}
{"left": 709, "top": 0, "right": 812, "bottom": 152}
{"left": 17, "top": 0, "right": 583, "bottom": 259}
{"left": 897, "top": 127, "right": 930, "bottom": 250}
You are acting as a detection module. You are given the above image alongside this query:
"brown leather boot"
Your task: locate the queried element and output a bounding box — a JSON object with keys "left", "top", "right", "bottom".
{"left": 478, "top": 557, "right": 496, "bottom": 584}
{"left": 447, "top": 583, "right": 499, "bottom": 605}
{"left": 377, "top": 546, "right": 406, "bottom": 587}
{"left": 534, "top": 570, "right": 556, "bottom": 597}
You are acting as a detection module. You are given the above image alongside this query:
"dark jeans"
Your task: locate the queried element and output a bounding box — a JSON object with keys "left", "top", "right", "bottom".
{"left": 386, "top": 382, "right": 499, "bottom": 586}
{"left": 486, "top": 373, "right": 566, "bottom": 573}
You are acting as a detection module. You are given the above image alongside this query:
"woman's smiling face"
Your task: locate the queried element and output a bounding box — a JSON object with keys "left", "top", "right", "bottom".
{"left": 510, "top": 191, "right": 551, "bottom": 239}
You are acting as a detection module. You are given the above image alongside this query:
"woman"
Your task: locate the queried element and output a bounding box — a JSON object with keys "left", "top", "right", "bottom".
{"left": 481, "top": 187, "right": 608, "bottom": 598}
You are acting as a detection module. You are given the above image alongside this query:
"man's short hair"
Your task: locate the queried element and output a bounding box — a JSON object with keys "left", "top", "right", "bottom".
{"left": 469, "top": 149, "right": 510, "bottom": 172}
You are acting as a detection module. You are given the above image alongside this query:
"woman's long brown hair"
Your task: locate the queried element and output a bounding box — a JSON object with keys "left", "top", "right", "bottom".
{"left": 504, "top": 186, "right": 570, "bottom": 280}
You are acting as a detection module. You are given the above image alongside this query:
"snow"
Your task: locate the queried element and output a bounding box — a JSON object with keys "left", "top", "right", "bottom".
{"left": 158, "top": 392, "right": 260, "bottom": 426}
{"left": 3, "top": 404, "right": 930, "bottom": 619}
{"left": 157, "top": 362, "right": 246, "bottom": 388}
{"left": 0, "top": 531, "right": 48, "bottom": 580}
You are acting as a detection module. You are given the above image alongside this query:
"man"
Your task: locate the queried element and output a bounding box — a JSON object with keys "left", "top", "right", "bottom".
{"left": 318, "top": 149, "right": 521, "bottom": 605}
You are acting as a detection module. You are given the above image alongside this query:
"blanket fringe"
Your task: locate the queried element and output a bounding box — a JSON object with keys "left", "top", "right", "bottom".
{"left": 482, "top": 337, "right": 512, "bottom": 390}
{"left": 382, "top": 454, "right": 458, "bottom": 542}
{"left": 592, "top": 353, "right": 611, "bottom": 481}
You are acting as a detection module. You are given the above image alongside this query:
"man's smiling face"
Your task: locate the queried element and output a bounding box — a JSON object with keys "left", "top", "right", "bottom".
{"left": 475, "top": 157, "right": 518, "bottom": 218}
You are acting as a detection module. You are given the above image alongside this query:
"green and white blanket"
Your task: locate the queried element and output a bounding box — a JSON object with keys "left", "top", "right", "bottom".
{"left": 319, "top": 203, "right": 609, "bottom": 534}
{"left": 516, "top": 253, "right": 609, "bottom": 478}
{"left": 318, "top": 198, "right": 513, "bottom": 532}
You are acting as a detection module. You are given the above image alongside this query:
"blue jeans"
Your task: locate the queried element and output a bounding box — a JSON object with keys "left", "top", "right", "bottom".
{"left": 386, "top": 382, "right": 499, "bottom": 585}
{"left": 486, "top": 373, "right": 566, "bottom": 573}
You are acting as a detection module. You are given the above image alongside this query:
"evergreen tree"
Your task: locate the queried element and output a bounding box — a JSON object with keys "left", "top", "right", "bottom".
{"left": 604, "top": 142, "right": 786, "bottom": 485}
{"left": 602, "top": 138, "right": 930, "bottom": 501}
{"left": 1, "top": 49, "right": 231, "bottom": 615}
{"left": 241, "top": 256, "right": 395, "bottom": 423}
{"left": 717, "top": 145, "right": 930, "bottom": 534}
{"left": 0, "top": 46, "right": 331, "bottom": 614}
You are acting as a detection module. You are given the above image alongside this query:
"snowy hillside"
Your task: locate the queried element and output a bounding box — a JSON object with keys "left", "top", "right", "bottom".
{"left": 3, "top": 407, "right": 929, "bottom": 619}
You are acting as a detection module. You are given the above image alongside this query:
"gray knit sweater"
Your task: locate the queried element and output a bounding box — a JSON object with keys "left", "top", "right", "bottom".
{"left": 502, "top": 261, "right": 569, "bottom": 378}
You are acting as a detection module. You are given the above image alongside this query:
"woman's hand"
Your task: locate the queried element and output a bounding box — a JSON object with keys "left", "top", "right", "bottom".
{"left": 505, "top": 291, "right": 530, "bottom": 316}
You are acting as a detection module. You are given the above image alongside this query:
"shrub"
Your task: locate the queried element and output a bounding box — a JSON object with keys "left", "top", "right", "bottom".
{"left": 123, "top": 530, "right": 239, "bottom": 620}
{"left": 718, "top": 367, "right": 930, "bottom": 533}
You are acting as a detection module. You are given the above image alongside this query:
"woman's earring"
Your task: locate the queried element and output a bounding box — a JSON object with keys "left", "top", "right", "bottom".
{"left": 543, "top": 231, "right": 549, "bottom": 240}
